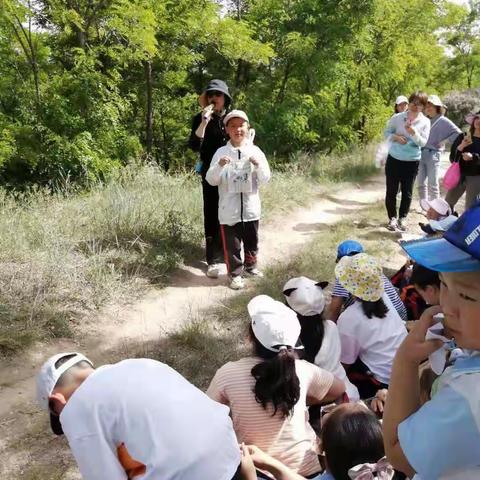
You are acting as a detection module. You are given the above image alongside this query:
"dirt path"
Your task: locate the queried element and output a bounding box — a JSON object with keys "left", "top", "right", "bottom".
{"left": 0, "top": 171, "right": 423, "bottom": 477}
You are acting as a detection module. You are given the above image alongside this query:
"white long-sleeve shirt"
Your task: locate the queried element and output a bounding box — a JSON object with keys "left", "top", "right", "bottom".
{"left": 206, "top": 141, "right": 271, "bottom": 226}
{"left": 60, "top": 359, "right": 240, "bottom": 480}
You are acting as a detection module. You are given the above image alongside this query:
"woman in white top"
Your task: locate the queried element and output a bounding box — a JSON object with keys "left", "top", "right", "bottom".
{"left": 335, "top": 254, "right": 407, "bottom": 399}
{"left": 283, "top": 276, "right": 360, "bottom": 402}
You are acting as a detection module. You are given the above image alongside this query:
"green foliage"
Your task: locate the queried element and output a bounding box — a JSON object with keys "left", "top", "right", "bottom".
{"left": 0, "top": 0, "right": 477, "bottom": 185}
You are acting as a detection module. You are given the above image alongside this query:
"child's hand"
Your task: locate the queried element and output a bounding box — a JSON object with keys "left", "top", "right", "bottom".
{"left": 397, "top": 305, "right": 445, "bottom": 365}
{"left": 239, "top": 443, "right": 257, "bottom": 480}
{"left": 371, "top": 389, "right": 388, "bottom": 414}
{"left": 219, "top": 156, "right": 230, "bottom": 167}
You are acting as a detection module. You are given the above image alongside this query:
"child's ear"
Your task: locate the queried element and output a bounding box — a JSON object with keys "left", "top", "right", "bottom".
{"left": 283, "top": 288, "right": 297, "bottom": 297}
{"left": 316, "top": 281, "right": 329, "bottom": 290}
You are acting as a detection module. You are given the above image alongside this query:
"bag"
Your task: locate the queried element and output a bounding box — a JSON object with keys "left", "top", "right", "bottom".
{"left": 443, "top": 161, "right": 461, "bottom": 190}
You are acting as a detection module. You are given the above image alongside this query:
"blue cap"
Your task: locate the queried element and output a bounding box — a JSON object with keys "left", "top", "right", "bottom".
{"left": 401, "top": 203, "right": 480, "bottom": 272}
{"left": 336, "top": 240, "right": 364, "bottom": 260}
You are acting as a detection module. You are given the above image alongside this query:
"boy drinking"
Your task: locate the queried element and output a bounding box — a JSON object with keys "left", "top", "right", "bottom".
{"left": 206, "top": 110, "right": 270, "bottom": 290}
{"left": 383, "top": 203, "right": 480, "bottom": 479}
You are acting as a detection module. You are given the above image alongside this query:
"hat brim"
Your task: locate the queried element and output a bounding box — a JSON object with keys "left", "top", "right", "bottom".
{"left": 50, "top": 413, "right": 64, "bottom": 435}
{"left": 401, "top": 237, "right": 480, "bottom": 272}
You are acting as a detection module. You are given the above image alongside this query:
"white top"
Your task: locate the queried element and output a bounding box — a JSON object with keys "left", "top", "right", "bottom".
{"left": 206, "top": 141, "right": 271, "bottom": 226}
{"left": 337, "top": 294, "right": 407, "bottom": 384}
{"left": 60, "top": 359, "right": 240, "bottom": 480}
{"left": 314, "top": 320, "right": 360, "bottom": 401}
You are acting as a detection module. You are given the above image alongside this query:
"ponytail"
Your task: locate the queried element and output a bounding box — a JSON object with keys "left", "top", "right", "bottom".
{"left": 250, "top": 326, "right": 300, "bottom": 418}
{"left": 361, "top": 297, "right": 388, "bottom": 319}
{"left": 298, "top": 313, "right": 325, "bottom": 363}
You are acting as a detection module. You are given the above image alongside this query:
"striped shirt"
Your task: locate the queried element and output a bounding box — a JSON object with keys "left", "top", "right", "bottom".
{"left": 332, "top": 275, "right": 407, "bottom": 321}
{"left": 207, "top": 357, "right": 334, "bottom": 476}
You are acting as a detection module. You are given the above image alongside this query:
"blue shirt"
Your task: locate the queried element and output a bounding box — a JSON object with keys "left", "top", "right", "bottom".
{"left": 398, "top": 352, "right": 480, "bottom": 479}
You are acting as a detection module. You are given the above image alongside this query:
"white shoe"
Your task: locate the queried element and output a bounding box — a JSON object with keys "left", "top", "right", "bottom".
{"left": 206, "top": 264, "right": 220, "bottom": 278}
{"left": 398, "top": 217, "right": 407, "bottom": 232}
{"left": 244, "top": 268, "right": 264, "bottom": 278}
{"left": 387, "top": 218, "right": 398, "bottom": 231}
{"left": 229, "top": 276, "right": 245, "bottom": 290}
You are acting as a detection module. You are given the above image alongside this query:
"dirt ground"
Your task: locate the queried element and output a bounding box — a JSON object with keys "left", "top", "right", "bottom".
{"left": 0, "top": 167, "right": 450, "bottom": 478}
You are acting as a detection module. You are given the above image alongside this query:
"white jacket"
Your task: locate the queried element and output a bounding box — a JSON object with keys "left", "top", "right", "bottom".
{"left": 206, "top": 141, "right": 271, "bottom": 226}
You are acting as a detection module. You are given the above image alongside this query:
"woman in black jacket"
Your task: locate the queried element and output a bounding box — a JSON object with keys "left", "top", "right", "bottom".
{"left": 446, "top": 111, "right": 480, "bottom": 211}
{"left": 188, "top": 79, "right": 232, "bottom": 278}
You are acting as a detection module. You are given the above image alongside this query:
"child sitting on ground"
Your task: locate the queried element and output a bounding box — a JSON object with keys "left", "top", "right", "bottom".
{"left": 240, "top": 403, "right": 394, "bottom": 480}
{"left": 383, "top": 203, "right": 480, "bottom": 479}
{"left": 418, "top": 198, "right": 457, "bottom": 235}
{"left": 206, "top": 110, "right": 270, "bottom": 290}
{"left": 335, "top": 254, "right": 407, "bottom": 399}
{"left": 283, "top": 276, "right": 360, "bottom": 402}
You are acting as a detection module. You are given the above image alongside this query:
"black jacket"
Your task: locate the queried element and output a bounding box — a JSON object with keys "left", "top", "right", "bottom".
{"left": 451, "top": 133, "right": 480, "bottom": 176}
{"left": 188, "top": 113, "right": 228, "bottom": 176}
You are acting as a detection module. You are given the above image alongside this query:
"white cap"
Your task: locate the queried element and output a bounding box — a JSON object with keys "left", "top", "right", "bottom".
{"left": 223, "top": 109, "right": 249, "bottom": 126}
{"left": 248, "top": 295, "right": 301, "bottom": 352}
{"left": 420, "top": 198, "right": 451, "bottom": 216}
{"left": 395, "top": 95, "right": 408, "bottom": 105}
{"left": 36, "top": 352, "right": 93, "bottom": 409}
{"left": 283, "top": 277, "right": 327, "bottom": 316}
{"left": 427, "top": 95, "right": 445, "bottom": 108}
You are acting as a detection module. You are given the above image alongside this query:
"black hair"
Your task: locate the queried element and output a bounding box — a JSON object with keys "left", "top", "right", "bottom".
{"left": 411, "top": 264, "right": 440, "bottom": 290}
{"left": 360, "top": 297, "right": 389, "bottom": 319}
{"left": 322, "top": 405, "right": 385, "bottom": 480}
{"left": 297, "top": 313, "right": 325, "bottom": 363}
{"left": 470, "top": 110, "right": 480, "bottom": 137}
{"left": 250, "top": 325, "right": 300, "bottom": 418}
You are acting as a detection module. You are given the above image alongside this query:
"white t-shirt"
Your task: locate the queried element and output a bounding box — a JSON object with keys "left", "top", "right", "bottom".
{"left": 314, "top": 320, "right": 360, "bottom": 401}
{"left": 337, "top": 294, "right": 407, "bottom": 384}
{"left": 60, "top": 359, "right": 240, "bottom": 480}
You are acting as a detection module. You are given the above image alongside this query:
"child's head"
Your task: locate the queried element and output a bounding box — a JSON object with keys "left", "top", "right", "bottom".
{"left": 336, "top": 239, "right": 364, "bottom": 263}
{"left": 321, "top": 403, "right": 387, "bottom": 480}
{"left": 402, "top": 203, "right": 480, "bottom": 350}
{"left": 283, "top": 276, "right": 328, "bottom": 363}
{"left": 420, "top": 198, "right": 451, "bottom": 221}
{"left": 411, "top": 264, "right": 441, "bottom": 306}
{"left": 224, "top": 110, "right": 249, "bottom": 147}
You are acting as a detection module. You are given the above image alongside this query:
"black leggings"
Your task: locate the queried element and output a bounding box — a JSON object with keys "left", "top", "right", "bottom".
{"left": 385, "top": 155, "right": 419, "bottom": 219}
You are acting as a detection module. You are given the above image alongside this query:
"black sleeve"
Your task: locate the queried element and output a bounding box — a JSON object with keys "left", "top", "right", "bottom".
{"left": 450, "top": 133, "right": 464, "bottom": 163}
{"left": 188, "top": 113, "right": 202, "bottom": 152}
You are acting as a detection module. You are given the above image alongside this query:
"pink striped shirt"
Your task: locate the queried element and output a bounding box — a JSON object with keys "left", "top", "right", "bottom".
{"left": 207, "top": 357, "right": 334, "bottom": 476}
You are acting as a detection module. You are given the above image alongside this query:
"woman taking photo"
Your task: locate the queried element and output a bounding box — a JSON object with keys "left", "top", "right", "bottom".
{"left": 384, "top": 91, "right": 430, "bottom": 231}
{"left": 207, "top": 295, "right": 345, "bottom": 479}
{"left": 188, "top": 79, "right": 232, "bottom": 278}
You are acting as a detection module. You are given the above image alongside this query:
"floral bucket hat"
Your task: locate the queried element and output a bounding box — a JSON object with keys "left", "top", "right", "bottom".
{"left": 335, "top": 253, "right": 384, "bottom": 302}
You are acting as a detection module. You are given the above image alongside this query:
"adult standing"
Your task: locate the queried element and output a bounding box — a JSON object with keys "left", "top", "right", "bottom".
{"left": 418, "top": 95, "right": 461, "bottom": 204}
{"left": 445, "top": 111, "right": 480, "bottom": 211}
{"left": 394, "top": 95, "right": 408, "bottom": 115}
{"left": 189, "top": 79, "right": 232, "bottom": 278}
{"left": 37, "top": 353, "right": 241, "bottom": 480}
{"left": 384, "top": 91, "right": 430, "bottom": 232}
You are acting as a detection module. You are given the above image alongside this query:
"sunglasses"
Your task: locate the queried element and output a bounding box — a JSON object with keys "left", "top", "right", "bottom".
{"left": 207, "top": 90, "right": 224, "bottom": 97}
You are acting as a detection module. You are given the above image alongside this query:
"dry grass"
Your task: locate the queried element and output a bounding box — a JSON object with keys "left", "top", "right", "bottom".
{"left": 0, "top": 148, "right": 376, "bottom": 356}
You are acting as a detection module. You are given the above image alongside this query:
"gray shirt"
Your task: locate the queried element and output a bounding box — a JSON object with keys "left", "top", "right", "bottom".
{"left": 425, "top": 115, "right": 461, "bottom": 152}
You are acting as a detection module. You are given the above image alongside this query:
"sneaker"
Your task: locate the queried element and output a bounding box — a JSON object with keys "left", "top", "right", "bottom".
{"left": 244, "top": 268, "right": 264, "bottom": 278}
{"left": 229, "top": 276, "right": 245, "bottom": 290}
{"left": 387, "top": 218, "right": 398, "bottom": 231}
{"left": 398, "top": 217, "right": 407, "bottom": 232}
{"left": 206, "top": 264, "right": 220, "bottom": 278}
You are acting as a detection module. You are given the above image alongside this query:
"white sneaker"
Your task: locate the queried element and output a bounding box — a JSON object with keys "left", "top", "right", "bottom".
{"left": 244, "top": 268, "right": 264, "bottom": 278}
{"left": 398, "top": 217, "right": 407, "bottom": 232}
{"left": 206, "top": 264, "right": 220, "bottom": 278}
{"left": 229, "top": 276, "right": 245, "bottom": 290}
{"left": 387, "top": 218, "right": 398, "bottom": 231}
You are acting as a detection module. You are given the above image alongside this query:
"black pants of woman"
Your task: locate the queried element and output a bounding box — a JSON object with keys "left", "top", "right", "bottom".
{"left": 385, "top": 155, "right": 419, "bottom": 219}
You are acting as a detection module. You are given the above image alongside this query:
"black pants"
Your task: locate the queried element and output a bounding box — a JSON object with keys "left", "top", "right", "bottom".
{"left": 385, "top": 155, "right": 419, "bottom": 219}
{"left": 202, "top": 177, "right": 223, "bottom": 265}
{"left": 220, "top": 220, "right": 259, "bottom": 277}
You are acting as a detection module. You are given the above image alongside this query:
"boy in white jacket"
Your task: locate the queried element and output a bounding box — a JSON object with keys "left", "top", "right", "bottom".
{"left": 206, "top": 110, "right": 271, "bottom": 290}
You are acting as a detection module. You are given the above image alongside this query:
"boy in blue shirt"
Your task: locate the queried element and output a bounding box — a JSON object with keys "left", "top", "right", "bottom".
{"left": 383, "top": 203, "right": 480, "bottom": 479}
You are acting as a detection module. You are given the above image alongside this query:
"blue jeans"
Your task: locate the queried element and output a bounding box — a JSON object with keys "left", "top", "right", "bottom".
{"left": 418, "top": 149, "right": 441, "bottom": 201}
